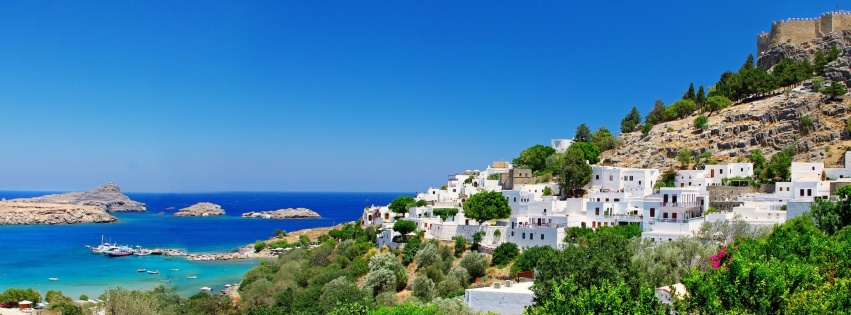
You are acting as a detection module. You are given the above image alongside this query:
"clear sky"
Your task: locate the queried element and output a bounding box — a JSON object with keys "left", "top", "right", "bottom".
{"left": 0, "top": 1, "right": 839, "bottom": 192}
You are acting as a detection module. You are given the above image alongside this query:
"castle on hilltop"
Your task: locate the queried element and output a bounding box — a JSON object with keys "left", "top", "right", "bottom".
{"left": 757, "top": 11, "right": 851, "bottom": 56}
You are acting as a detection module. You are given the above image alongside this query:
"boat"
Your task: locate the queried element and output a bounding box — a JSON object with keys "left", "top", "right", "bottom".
{"left": 186, "top": 276, "right": 197, "bottom": 279}
{"left": 107, "top": 247, "right": 134, "bottom": 257}
{"left": 48, "top": 278, "right": 59, "bottom": 281}
{"left": 147, "top": 270, "right": 159, "bottom": 274}
{"left": 200, "top": 287, "right": 212, "bottom": 292}
{"left": 137, "top": 269, "right": 147, "bottom": 273}
{"left": 135, "top": 250, "right": 152, "bottom": 256}
{"left": 224, "top": 284, "right": 231, "bottom": 288}
{"left": 170, "top": 268, "right": 179, "bottom": 271}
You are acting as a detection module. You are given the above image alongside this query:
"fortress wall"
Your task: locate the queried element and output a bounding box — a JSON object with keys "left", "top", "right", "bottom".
{"left": 758, "top": 12, "right": 851, "bottom": 57}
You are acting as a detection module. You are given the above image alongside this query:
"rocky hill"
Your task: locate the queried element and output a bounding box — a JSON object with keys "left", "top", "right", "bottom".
{"left": 174, "top": 202, "right": 226, "bottom": 217}
{"left": 9, "top": 183, "right": 146, "bottom": 212}
{"left": 759, "top": 30, "right": 851, "bottom": 87}
{"left": 604, "top": 87, "right": 850, "bottom": 169}
{"left": 0, "top": 201, "right": 117, "bottom": 225}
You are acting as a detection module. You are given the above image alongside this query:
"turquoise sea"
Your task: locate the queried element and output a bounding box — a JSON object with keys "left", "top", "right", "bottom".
{"left": 0, "top": 191, "right": 404, "bottom": 298}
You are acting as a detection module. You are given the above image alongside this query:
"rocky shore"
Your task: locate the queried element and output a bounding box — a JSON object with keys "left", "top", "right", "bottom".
{"left": 174, "top": 202, "right": 226, "bottom": 217}
{"left": 9, "top": 183, "right": 146, "bottom": 212}
{"left": 0, "top": 201, "right": 117, "bottom": 225}
{"left": 241, "top": 208, "right": 321, "bottom": 219}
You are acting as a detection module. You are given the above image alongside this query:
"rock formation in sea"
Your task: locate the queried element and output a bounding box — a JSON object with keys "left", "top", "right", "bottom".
{"left": 9, "top": 183, "right": 146, "bottom": 212}
{"left": 174, "top": 202, "right": 226, "bottom": 217}
{"left": 241, "top": 208, "right": 321, "bottom": 219}
{"left": 0, "top": 201, "right": 117, "bottom": 225}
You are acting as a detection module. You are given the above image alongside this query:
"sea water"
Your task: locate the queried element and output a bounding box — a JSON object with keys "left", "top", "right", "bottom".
{"left": 0, "top": 191, "right": 404, "bottom": 298}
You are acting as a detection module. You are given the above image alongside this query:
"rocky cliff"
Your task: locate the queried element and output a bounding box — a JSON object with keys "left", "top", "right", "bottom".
{"left": 10, "top": 183, "right": 146, "bottom": 212}
{"left": 758, "top": 30, "right": 851, "bottom": 88}
{"left": 174, "top": 202, "right": 226, "bottom": 217}
{"left": 242, "top": 208, "right": 321, "bottom": 219}
{"left": 0, "top": 201, "right": 117, "bottom": 225}
{"left": 604, "top": 88, "right": 850, "bottom": 170}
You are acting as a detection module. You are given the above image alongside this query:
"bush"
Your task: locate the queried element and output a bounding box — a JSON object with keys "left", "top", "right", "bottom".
{"left": 319, "top": 276, "right": 368, "bottom": 313}
{"left": 402, "top": 236, "right": 422, "bottom": 266}
{"left": 415, "top": 242, "right": 441, "bottom": 269}
{"left": 393, "top": 220, "right": 417, "bottom": 237}
{"left": 491, "top": 242, "right": 520, "bottom": 267}
{"left": 511, "top": 246, "right": 556, "bottom": 275}
{"left": 694, "top": 115, "right": 708, "bottom": 130}
{"left": 459, "top": 252, "right": 490, "bottom": 280}
{"left": 453, "top": 236, "right": 467, "bottom": 257}
{"left": 79, "top": 294, "right": 89, "bottom": 301}
{"left": 348, "top": 256, "right": 369, "bottom": 278}
{"left": 412, "top": 274, "right": 437, "bottom": 302}
{"left": 360, "top": 269, "right": 397, "bottom": 297}
{"left": 368, "top": 252, "right": 408, "bottom": 291}
{"left": 253, "top": 240, "right": 266, "bottom": 253}
{"left": 642, "top": 123, "right": 653, "bottom": 135}
{"left": 542, "top": 186, "right": 553, "bottom": 196}
{"left": 433, "top": 297, "right": 474, "bottom": 315}
{"left": 422, "top": 264, "right": 445, "bottom": 284}
{"left": 448, "top": 266, "right": 471, "bottom": 286}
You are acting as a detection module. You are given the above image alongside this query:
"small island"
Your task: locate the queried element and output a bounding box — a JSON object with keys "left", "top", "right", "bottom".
{"left": 173, "top": 202, "right": 226, "bottom": 217}
{"left": 241, "top": 208, "right": 321, "bottom": 219}
{"left": 8, "top": 183, "right": 146, "bottom": 212}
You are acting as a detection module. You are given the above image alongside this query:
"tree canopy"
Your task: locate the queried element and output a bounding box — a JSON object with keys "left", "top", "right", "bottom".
{"left": 461, "top": 190, "right": 511, "bottom": 224}
{"left": 511, "top": 144, "right": 555, "bottom": 174}
{"left": 567, "top": 142, "right": 600, "bottom": 165}
{"left": 620, "top": 106, "right": 642, "bottom": 133}
{"left": 547, "top": 145, "right": 592, "bottom": 197}
{"left": 574, "top": 123, "right": 592, "bottom": 142}
{"left": 592, "top": 126, "right": 621, "bottom": 152}
{"left": 388, "top": 196, "right": 415, "bottom": 216}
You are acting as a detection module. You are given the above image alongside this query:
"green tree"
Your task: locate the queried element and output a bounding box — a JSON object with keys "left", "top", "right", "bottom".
{"left": 749, "top": 149, "right": 767, "bottom": 177}
{"left": 453, "top": 236, "right": 467, "bottom": 257}
{"left": 431, "top": 208, "right": 458, "bottom": 222}
{"left": 412, "top": 275, "right": 436, "bottom": 302}
{"left": 694, "top": 115, "right": 708, "bottom": 130}
{"left": 491, "top": 242, "right": 519, "bottom": 267}
{"left": 388, "top": 196, "right": 415, "bottom": 217}
{"left": 762, "top": 146, "right": 795, "bottom": 182}
{"left": 696, "top": 85, "right": 707, "bottom": 106}
{"left": 510, "top": 246, "right": 556, "bottom": 275}
{"left": 527, "top": 279, "right": 668, "bottom": 315}
{"left": 542, "top": 186, "right": 553, "bottom": 196}
{"left": 462, "top": 190, "right": 511, "bottom": 224}
{"left": 683, "top": 82, "right": 696, "bottom": 101}
{"left": 677, "top": 148, "right": 693, "bottom": 170}
{"left": 511, "top": 144, "right": 556, "bottom": 174}
{"left": 101, "top": 286, "right": 159, "bottom": 315}
{"left": 574, "top": 123, "right": 592, "bottom": 142}
{"left": 547, "top": 146, "right": 592, "bottom": 197}
{"left": 592, "top": 126, "right": 621, "bottom": 152}
{"left": 620, "top": 106, "right": 642, "bottom": 133}
{"left": 393, "top": 219, "right": 417, "bottom": 238}
{"left": 820, "top": 81, "right": 848, "bottom": 101}
{"left": 319, "top": 277, "right": 367, "bottom": 313}
{"left": 565, "top": 141, "right": 600, "bottom": 164}
{"left": 810, "top": 196, "right": 851, "bottom": 235}
{"left": 458, "top": 252, "right": 490, "bottom": 279}
{"left": 645, "top": 99, "right": 665, "bottom": 124}
{"left": 669, "top": 99, "right": 696, "bottom": 119}
{"left": 703, "top": 95, "right": 733, "bottom": 116}
{"left": 415, "top": 199, "right": 428, "bottom": 207}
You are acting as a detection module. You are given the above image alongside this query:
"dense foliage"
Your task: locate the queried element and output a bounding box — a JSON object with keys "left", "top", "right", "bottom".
{"left": 388, "top": 196, "right": 416, "bottom": 216}
{"left": 547, "top": 144, "right": 592, "bottom": 197}
{"left": 491, "top": 242, "right": 519, "bottom": 267}
{"left": 462, "top": 190, "right": 512, "bottom": 224}
{"left": 512, "top": 144, "right": 556, "bottom": 175}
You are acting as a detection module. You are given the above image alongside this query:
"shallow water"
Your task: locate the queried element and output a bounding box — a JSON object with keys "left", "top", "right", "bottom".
{"left": 0, "top": 191, "right": 405, "bottom": 298}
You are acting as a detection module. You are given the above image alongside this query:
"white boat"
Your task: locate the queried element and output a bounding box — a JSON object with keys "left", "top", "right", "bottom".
{"left": 135, "top": 250, "right": 152, "bottom": 256}
{"left": 186, "top": 276, "right": 197, "bottom": 279}
{"left": 200, "top": 287, "right": 212, "bottom": 292}
{"left": 147, "top": 270, "right": 159, "bottom": 274}
{"left": 170, "top": 268, "right": 179, "bottom": 271}
{"left": 224, "top": 284, "right": 231, "bottom": 288}
{"left": 48, "top": 278, "right": 59, "bottom": 281}
{"left": 137, "top": 269, "right": 147, "bottom": 273}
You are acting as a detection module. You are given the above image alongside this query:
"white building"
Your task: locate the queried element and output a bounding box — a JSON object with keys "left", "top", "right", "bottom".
{"left": 465, "top": 281, "right": 535, "bottom": 315}
{"left": 551, "top": 139, "right": 573, "bottom": 153}
{"left": 824, "top": 151, "right": 851, "bottom": 179}
{"left": 589, "top": 166, "right": 659, "bottom": 197}
{"left": 641, "top": 187, "right": 709, "bottom": 242}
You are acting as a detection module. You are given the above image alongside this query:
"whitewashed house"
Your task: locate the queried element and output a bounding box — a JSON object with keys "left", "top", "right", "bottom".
{"left": 465, "top": 281, "right": 535, "bottom": 315}
{"left": 641, "top": 187, "right": 709, "bottom": 242}
{"left": 589, "top": 166, "right": 659, "bottom": 197}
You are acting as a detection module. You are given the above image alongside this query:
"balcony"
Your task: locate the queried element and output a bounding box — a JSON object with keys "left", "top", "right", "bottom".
{"left": 659, "top": 201, "right": 702, "bottom": 210}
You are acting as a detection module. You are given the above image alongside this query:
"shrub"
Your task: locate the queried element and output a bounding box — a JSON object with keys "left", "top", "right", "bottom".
{"left": 510, "top": 246, "right": 556, "bottom": 275}
{"left": 393, "top": 220, "right": 417, "bottom": 237}
{"left": 79, "top": 294, "right": 89, "bottom": 301}
{"left": 374, "top": 291, "right": 398, "bottom": 307}
{"left": 348, "top": 256, "right": 369, "bottom": 278}
{"left": 448, "top": 266, "right": 471, "bottom": 286}
{"left": 402, "top": 236, "right": 422, "bottom": 266}
{"left": 453, "top": 236, "right": 467, "bottom": 257}
{"left": 422, "top": 264, "right": 445, "bottom": 284}
{"left": 433, "top": 208, "right": 459, "bottom": 221}
{"left": 368, "top": 252, "right": 408, "bottom": 291}
{"left": 459, "top": 252, "right": 490, "bottom": 280}
{"left": 437, "top": 278, "right": 464, "bottom": 298}
{"left": 415, "top": 242, "right": 441, "bottom": 269}
{"left": 491, "top": 242, "right": 520, "bottom": 267}
{"left": 253, "top": 240, "right": 266, "bottom": 253}
{"left": 433, "top": 297, "right": 474, "bottom": 315}
{"left": 319, "top": 277, "right": 367, "bottom": 313}
{"left": 542, "top": 186, "right": 553, "bottom": 196}
{"left": 694, "top": 115, "right": 708, "bottom": 130}
{"left": 800, "top": 115, "right": 815, "bottom": 133}
{"left": 412, "top": 274, "right": 437, "bottom": 302}
{"left": 641, "top": 123, "right": 653, "bottom": 135}
{"left": 360, "top": 269, "right": 397, "bottom": 297}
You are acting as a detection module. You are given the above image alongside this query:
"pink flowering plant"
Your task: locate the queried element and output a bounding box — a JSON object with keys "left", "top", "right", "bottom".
{"left": 709, "top": 245, "right": 736, "bottom": 269}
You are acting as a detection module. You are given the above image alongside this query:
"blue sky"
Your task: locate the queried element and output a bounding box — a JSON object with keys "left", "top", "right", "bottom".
{"left": 0, "top": 1, "right": 838, "bottom": 192}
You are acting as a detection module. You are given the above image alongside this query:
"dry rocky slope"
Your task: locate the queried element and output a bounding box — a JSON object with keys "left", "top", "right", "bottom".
{"left": 242, "top": 208, "right": 321, "bottom": 219}
{"left": 606, "top": 88, "right": 849, "bottom": 169}
{"left": 0, "top": 201, "right": 117, "bottom": 225}
{"left": 604, "top": 30, "right": 851, "bottom": 169}
{"left": 9, "top": 183, "right": 146, "bottom": 212}
{"left": 174, "top": 202, "right": 226, "bottom": 217}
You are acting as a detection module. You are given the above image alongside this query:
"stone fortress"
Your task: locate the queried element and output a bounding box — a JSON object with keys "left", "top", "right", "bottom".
{"left": 757, "top": 11, "right": 851, "bottom": 57}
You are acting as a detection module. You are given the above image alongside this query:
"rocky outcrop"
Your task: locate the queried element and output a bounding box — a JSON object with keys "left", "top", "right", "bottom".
{"left": 604, "top": 88, "right": 850, "bottom": 170}
{"left": 758, "top": 30, "right": 851, "bottom": 70}
{"left": 0, "top": 201, "right": 117, "bottom": 225}
{"left": 241, "top": 208, "right": 321, "bottom": 219}
{"left": 10, "top": 183, "right": 146, "bottom": 212}
{"left": 174, "top": 202, "right": 225, "bottom": 217}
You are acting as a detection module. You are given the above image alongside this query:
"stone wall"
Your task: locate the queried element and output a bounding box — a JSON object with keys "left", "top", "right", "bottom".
{"left": 757, "top": 11, "right": 851, "bottom": 58}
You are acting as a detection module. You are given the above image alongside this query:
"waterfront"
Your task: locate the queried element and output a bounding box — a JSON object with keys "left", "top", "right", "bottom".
{"left": 0, "top": 191, "right": 403, "bottom": 298}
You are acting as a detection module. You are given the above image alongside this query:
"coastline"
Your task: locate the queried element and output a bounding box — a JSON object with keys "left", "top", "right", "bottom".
{"left": 185, "top": 223, "right": 347, "bottom": 261}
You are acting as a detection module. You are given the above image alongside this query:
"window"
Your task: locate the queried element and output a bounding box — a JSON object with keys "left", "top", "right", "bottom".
{"left": 800, "top": 189, "right": 805, "bottom": 197}
{"left": 720, "top": 170, "right": 724, "bottom": 174}
{"left": 596, "top": 175, "right": 599, "bottom": 180}
{"left": 639, "top": 181, "right": 642, "bottom": 185}
{"left": 741, "top": 168, "right": 744, "bottom": 172}
{"left": 605, "top": 198, "right": 609, "bottom": 202}
{"left": 650, "top": 208, "right": 655, "bottom": 217}
{"left": 595, "top": 208, "right": 600, "bottom": 215}
{"left": 630, "top": 176, "right": 634, "bottom": 181}
{"left": 614, "top": 198, "right": 620, "bottom": 202}
{"left": 812, "top": 166, "right": 815, "bottom": 171}
{"left": 522, "top": 233, "right": 525, "bottom": 239}
{"left": 663, "top": 213, "right": 668, "bottom": 219}
{"left": 672, "top": 213, "right": 677, "bottom": 219}
{"left": 609, "top": 175, "right": 613, "bottom": 181}
{"left": 808, "top": 189, "right": 812, "bottom": 196}
{"left": 453, "top": 189, "right": 456, "bottom": 192}
{"left": 514, "top": 197, "right": 517, "bottom": 202}
{"left": 541, "top": 234, "right": 544, "bottom": 240}
{"left": 530, "top": 233, "right": 534, "bottom": 239}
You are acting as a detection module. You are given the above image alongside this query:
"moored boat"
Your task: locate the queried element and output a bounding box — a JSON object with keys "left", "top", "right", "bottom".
{"left": 48, "top": 278, "right": 59, "bottom": 281}
{"left": 200, "top": 287, "right": 212, "bottom": 292}
{"left": 137, "top": 269, "right": 147, "bottom": 273}
{"left": 186, "top": 276, "right": 197, "bottom": 279}
{"left": 147, "top": 270, "right": 159, "bottom": 274}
